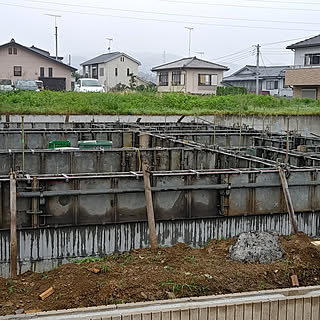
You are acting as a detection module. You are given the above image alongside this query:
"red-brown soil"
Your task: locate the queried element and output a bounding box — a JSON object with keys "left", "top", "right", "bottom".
{"left": 1, "top": 232, "right": 320, "bottom": 316}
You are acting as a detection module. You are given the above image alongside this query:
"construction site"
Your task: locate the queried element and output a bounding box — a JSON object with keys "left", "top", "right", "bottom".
{"left": 1, "top": 114, "right": 320, "bottom": 319}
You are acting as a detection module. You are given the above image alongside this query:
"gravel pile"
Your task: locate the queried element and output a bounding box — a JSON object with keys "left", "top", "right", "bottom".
{"left": 229, "top": 231, "right": 283, "bottom": 264}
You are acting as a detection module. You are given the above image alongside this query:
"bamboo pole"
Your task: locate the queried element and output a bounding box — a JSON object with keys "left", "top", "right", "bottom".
{"left": 142, "top": 160, "right": 158, "bottom": 249}
{"left": 10, "top": 172, "right": 17, "bottom": 278}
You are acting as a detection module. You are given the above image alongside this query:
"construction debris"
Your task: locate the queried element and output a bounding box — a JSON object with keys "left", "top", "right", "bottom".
{"left": 39, "top": 287, "right": 54, "bottom": 300}
{"left": 88, "top": 268, "right": 100, "bottom": 274}
{"left": 291, "top": 275, "right": 299, "bottom": 287}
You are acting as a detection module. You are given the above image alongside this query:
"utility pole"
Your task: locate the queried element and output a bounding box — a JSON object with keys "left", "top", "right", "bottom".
{"left": 45, "top": 14, "right": 61, "bottom": 60}
{"left": 255, "top": 44, "right": 260, "bottom": 95}
{"left": 184, "top": 27, "right": 193, "bottom": 57}
{"left": 106, "top": 38, "right": 113, "bottom": 53}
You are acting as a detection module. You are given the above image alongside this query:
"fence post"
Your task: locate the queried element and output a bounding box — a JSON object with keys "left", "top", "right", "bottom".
{"left": 10, "top": 172, "right": 17, "bottom": 278}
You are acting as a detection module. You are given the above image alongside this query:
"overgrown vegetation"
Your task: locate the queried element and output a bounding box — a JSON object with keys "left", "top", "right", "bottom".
{"left": 0, "top": 90, "right": 320, "bottom": 115}
{"left": 216, "top": 86, "right": 247, "bottom": 96}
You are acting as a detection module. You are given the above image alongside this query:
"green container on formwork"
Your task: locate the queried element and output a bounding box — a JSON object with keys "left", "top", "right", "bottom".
{"left": 49, "top": 140, "right": 71, "bottom": 149}
{"left": 78, "top": 140, "right": 113, "bottom": 149}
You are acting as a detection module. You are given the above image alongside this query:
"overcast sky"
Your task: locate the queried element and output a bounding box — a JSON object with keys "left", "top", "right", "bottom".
{"left": 0, "top": 0, "right": 319, "bottom": 73}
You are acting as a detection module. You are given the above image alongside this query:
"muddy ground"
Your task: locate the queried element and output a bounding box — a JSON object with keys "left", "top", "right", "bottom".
{"left": 1, "top": 232, "right": 320, "bottom": 316}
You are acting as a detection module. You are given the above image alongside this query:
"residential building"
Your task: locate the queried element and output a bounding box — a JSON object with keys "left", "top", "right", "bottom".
{"left": 80, "top": 52, "right": 141, "bottom": 91}
{"left": 151, "top": 57, "right": 228, "bottom": 95}
{"left": 0, "top": 38, "right": 76, "bottom": 91}
{"left": 223, "top": 65, "right": 293, "bottom": 97}
{"left": 285, "top": 34, "right": 320, "bottom": 99}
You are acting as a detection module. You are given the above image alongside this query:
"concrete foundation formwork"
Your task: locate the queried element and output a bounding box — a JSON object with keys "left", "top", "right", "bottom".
{"left": 1, "top": 116, "right": 320, "bottom": 276}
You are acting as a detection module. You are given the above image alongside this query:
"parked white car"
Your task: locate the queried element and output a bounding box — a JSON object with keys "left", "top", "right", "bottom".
{"left": 74, "top": 78, "right": 104, "bottom": 92}
{"left": 0, "top": 79, "right": 14, "bottom": 91}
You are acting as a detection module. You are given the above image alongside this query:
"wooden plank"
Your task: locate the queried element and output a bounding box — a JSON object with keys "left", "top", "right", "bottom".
{"left": 235, "top": 304, "right": 244, "bottom": 320}
{"left": 269, "top": 301, "right": 279, "bottom": 320}
{"left": 171, "top": 310, "right": 180, "bottom": 320}
{"left": 252, "top": 302, "right": 262, "bottom": 320}
{"left": 311, "top": 296, "right": 320, "bottom": 320}
{"left": 287, "top": 299, "right": 295, "bottom": 320}
{"left": 243, "top": 304, "right": 253, "bottom": 320}
{"left": 190, "top": 308, "right": 199, "bottom": 320}
{"left": 142, "top": 160, "right": 158, "bottom": 249}
{"left": 278, "top": 299, "right": 287, "bottom": 320}
{"left": 199, "top": 307, "right": 208, "bottom": 320}
{"left": 261, "top": 301, "right": 270, "bottom": 320}
{"left": 208, "top": 306, "right": 217, "bottom": 320}
{"left": 10, "top": 173, "right": 17, "bottom": 278}
{"left": 180, "top": 309, "right": 190, "bottom": 320}
{"left": 279, "top": 168, "right": 298, "bottom": 233}
{"left": 217, "top": 306, "right": 226, "bottom": 320}
{"left": 303, "top": 297, "right": 312, "bottom": 320}
{"left": 226, "top": 305, "right": 235, "bottom": 320}
{"left": 295, "top": 298, "right": 303, "bottom": 320}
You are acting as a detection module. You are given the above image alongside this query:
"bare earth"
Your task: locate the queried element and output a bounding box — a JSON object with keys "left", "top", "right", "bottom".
{"left": 1, "top": 232, "right": 320, "bottom": 316}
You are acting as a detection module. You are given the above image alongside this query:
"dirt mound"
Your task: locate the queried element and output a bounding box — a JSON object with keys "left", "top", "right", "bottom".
{"left": 0, "top": 233, "right": 320, "bottom": 316}
{"left": 229, "top": 232, "right": 283, "bottom": 264}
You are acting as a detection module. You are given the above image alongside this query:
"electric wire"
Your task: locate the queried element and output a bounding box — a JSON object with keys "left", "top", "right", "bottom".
{"left": 0, "top": 2, "right": 319, "bottom": 32}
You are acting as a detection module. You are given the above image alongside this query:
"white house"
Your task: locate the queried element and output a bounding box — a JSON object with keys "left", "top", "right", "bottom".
{"left": 285, "top": 34, "right": 320, "bottom": 99}
{"left": 81, "top": 52, "right": 142, "bottom": 91}
{"left": 151, "top": 57, "right": 228, "bottom": 95}
{"left": 223, "top": 65, "right": 293, "bottom": 97}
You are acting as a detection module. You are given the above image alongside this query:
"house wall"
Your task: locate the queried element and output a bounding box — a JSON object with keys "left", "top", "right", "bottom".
{"left": 292, "top": 86, "right": 320, "bottom": 99}
{"left": 0, "top": 44, "right": 73, "bottom": 90}
{"left": 97, "top": 56, "right": 139, "bottom": 91}
{"left": 157, "top": 69, "right": 225, "bottom": 94}
{"left": 294, "top": 46, "right": 320, "bottom": 66}
{"left": 285, "top": 68, "right": 320, "bottom": 86}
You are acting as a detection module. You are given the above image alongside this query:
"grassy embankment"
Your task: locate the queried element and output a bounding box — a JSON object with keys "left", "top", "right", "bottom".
{"left": 1, "top": 91, "right": 320, "bottom": 115}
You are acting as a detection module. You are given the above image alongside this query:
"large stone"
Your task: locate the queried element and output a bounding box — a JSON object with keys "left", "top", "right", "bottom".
{"left": 229, "top": 231, "right": 283, "bottom": 264}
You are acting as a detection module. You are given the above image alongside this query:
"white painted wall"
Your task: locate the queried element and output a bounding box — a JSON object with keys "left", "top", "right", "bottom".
{"left": 0, "top": 44, "right": 73, "bottom": 90}
{"left": 97, "top": 55, "right": 139, "bottom": 91}
{"left": 157, "top": 68, "right": 225, "bottom": 94}
{"left": 293, "top": 46, "right": 320, "bottom": 66}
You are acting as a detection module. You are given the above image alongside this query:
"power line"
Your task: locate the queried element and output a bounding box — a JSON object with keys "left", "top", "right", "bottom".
{"left": 160, "top": 0, "right": 320, "bottom": 12}
{"left": 261, "top": 36, "right": 318, "bottom": 46}
{"left": 212, "top": 48, "right": 254, "bottom": 60}
{"left": 18, "top": 0, "right": 320, "bottom": 26}
{"left": 1, "top": 2, "right": 319, "bottom": 32}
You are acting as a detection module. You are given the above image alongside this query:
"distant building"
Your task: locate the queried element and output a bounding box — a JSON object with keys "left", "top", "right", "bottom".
{"left": 0, "top": 38, "right": 76, "bottom": 91}
{"left": 151, "top": 56, "right": 228, "bottom": 95}
{"left": 81, "top": 52, "right": 141, "bottom": 92}
{"left": 223, "top": 65, "right": 293, "bottom": 97}
{"left": 285, "top": 34, "right": 320, "bottom": 99}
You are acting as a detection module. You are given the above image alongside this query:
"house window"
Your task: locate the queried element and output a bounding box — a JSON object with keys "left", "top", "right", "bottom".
{"left": 48, "top": 67, "right": 53, "bottom": 78}
{"left": 115, "top": 68, "right": 118, "bottom": 76}
{"left": 159, "top": 71, "right": 168, "bottom": 86}
{"left": 305, "top": 54, "right": 320, "bottom": 66}
{"left": 8, "top": 47, "right": 12, "bottom": 54}
{"left": 172, "top": 70, "right": 182, "bottom": 85}
{"left": 14, "top": 66, "right": 22, "bottom": 76}
{"left": 13, "top": 48, "right": 17, "bottom": 55}
{"left": 266, "top": 80, "right": 279, "bottom": 90}
{"left": 100, "top": 68, "right": 104, "bottom": 77}
{"left": 40, "top": 67, "right": 45, "bottom": 77}
{"left": 198, "top": 74, "right": 218, "bottom": 86}
{"left": 120, "top": 57, "right": 125, "bottom": 62}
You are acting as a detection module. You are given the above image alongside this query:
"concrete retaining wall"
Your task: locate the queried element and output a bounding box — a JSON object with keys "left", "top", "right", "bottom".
{"left": 0, "top": 212, "right": 319, "bottom": 277}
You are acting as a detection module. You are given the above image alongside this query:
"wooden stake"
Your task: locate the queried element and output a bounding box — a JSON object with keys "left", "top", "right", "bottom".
{"left": 32, "top": 177, "right": 38, "bottom": 228}
{"left": 142, "top": 160, "right": 158, "bottom": 249}
{"left": 10, "top": 173, "right": 17, "bottom": 278}
{"left": 279, "top": 168, "right": 298, "bottom": 234}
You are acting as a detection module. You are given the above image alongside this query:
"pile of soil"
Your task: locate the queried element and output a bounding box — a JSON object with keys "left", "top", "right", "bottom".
{"left": 1, "top": 232, "right": 320, "bottom": 316}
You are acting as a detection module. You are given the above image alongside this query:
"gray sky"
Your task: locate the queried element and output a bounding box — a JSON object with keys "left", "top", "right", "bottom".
{"left": 0, "top": 0, "right": 319, "bottom": 73}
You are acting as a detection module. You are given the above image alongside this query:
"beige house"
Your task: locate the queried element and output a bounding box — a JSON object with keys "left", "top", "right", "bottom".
{"left": 0, "top": 39, "right": 76, "bottom": 91}
{"left": 81, "top": 52, "right": 141, "bottom": 91}
{"left": 151, "top": 57, "right": 228, "bottom": 94}
{"left": 285, "top": 34, "right": 320, "bottom": 99}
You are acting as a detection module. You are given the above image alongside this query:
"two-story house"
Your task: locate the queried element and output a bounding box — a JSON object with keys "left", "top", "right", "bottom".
{"left": 80, "top": 52, "right": 142, "bottom": 91}
{"left": 0, "top": 39, "right": 76, "bottom": 91}
{"left": 285, "top": 34, "right": 320, "bottom": 99}
{"left": 223, "top": 65, "right": 293, "bottom": 97}
{"left": 151, "top": 57, "right": 228, "bottom": 95}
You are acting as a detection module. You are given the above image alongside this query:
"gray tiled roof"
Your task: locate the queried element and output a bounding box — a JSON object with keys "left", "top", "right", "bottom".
{"left": 223, "top": 65, "right": 291, "bottom": 81}
{"left": 81, "top": 52, "right": 141, "bottom": 66}
{"left": 151, "top": 57, "right": 228, "bottom": 71}
{"left": 287, "top": 34, "right": 320, "bottom": 49}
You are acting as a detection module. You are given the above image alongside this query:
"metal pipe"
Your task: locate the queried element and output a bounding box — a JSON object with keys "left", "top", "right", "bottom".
{"left": 22, "top": 115, "right": 25, "bottom": 176}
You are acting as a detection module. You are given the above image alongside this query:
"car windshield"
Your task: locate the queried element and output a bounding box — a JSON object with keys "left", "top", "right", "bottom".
{"left": 16, "top": 80, "right": 37, "bottom": 88}
{"left": 81, "top": 79, "right": 100, "bottom": 87}
{"left": 0, "top": 79, "right": 11, "bottom": 85}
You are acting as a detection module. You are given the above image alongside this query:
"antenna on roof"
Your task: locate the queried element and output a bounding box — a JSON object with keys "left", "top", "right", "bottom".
{"left": 196, "top": 51, "right": 204, "bottom": 59}
{"left": 106, "top": 37, "right": 113, "bottom": 53}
